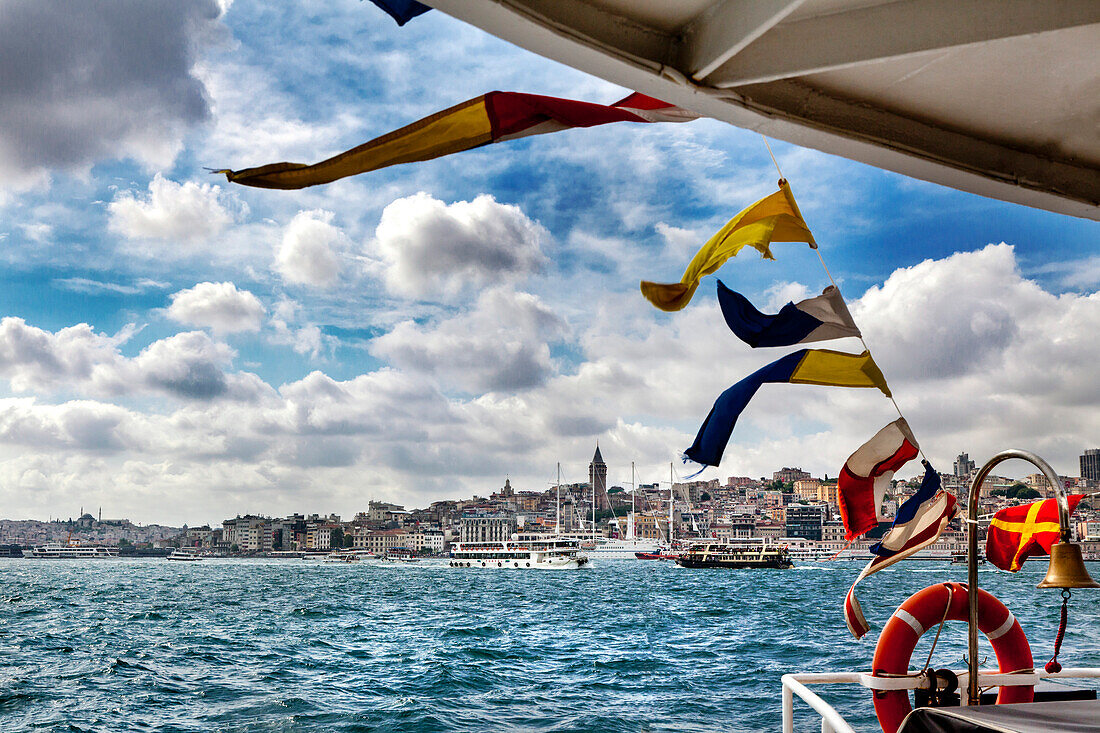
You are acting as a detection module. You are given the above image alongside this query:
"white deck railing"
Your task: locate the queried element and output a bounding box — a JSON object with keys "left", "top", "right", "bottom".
{"left": 781, "top": 668, "right": 1100, "bottom": 733}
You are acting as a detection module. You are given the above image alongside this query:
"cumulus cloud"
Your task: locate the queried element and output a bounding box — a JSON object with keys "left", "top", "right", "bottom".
{"left": 372, "top": 193, "right": 548, "bottom": 299}
{"left": 654, "top": 221, "right": 699, "bottom": 260}
{"left": 269, "top": 299, "right": 330, "bottom": 359}
{"left": 0, "top": 0, "right": 224, "bottom": 186}
{"left": 275, "top": 210, "right": 348, "bottom": 288}
{"left": 0, "top": 318, "right": 130, "bottom": 394}
{"left": 133, "top": 331, "right": 235, "bottom": 399}
{"left": 109, "top": 174, "right": 242, "bottom": 244}
{"left": 167, "top": 282, "right": 265, "bottom": 334}
{"left": 0, "top": 317, "right": 267, "bottom": 402}
{"left": 0, "top": 398, "right": 139, "bottom": 453}
{"left": 855, "top": 243, "right": 1023, "bottom": 380}
{"left": 371, "top": 287, "right": 568, "bottom": 393}
{"left": 763, "top": 281, "right": 813, "bottom": 310}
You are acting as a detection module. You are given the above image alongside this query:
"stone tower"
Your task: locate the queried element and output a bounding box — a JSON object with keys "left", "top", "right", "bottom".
{"left": 589, "top": 443, "right": 609, "bottom": 511}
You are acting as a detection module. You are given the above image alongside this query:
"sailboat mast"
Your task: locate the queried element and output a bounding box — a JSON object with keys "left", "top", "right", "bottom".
{"left": 630, "top": 461, "right": 636, "bottom": 540}
{"left": 669, "top": 462, "right": 674, "bottom": 547}
{"left": 556, "top": 462, "right": 561, "bottom": 535}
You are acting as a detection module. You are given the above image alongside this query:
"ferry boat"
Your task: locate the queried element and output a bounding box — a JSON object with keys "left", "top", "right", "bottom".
{"left": 675, "top": 541, "right": 793, "bottom": 569}
{"left": 449, "top": 538, "right": 589, "bottom": 569}
{"left": 23, "top": 544, "right": 120, "bottom": 559}
{"left": 166, "top": 548, "right": 203, "bottom": 562}
{"left": 323, "top": 551, "right": 361, "bottom": 563}
{"left": 380, "top": 548, "right": 419, "bottom": 564}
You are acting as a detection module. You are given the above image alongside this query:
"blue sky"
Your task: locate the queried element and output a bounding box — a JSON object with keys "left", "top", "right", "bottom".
{"left": 0, "top": 0, "right": 1096, "bottom": 525}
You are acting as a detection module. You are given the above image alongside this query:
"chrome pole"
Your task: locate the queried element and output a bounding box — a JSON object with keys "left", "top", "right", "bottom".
{"left": 966, "top": 449, "right": 1066, "bottom": 704}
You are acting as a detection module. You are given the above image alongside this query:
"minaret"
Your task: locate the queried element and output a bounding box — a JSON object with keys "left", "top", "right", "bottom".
{"left": 589, "top": 443, "right": 609, "bottom": 511}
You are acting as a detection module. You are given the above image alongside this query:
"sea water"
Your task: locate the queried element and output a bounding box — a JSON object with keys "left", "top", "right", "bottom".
{"left": 1, "top": 559, "right": 1097, "bottom": 732}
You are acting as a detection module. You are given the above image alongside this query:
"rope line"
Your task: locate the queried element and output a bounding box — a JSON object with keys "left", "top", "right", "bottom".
{"left": 760, "top": 134, "right": 929, "bottom": 464}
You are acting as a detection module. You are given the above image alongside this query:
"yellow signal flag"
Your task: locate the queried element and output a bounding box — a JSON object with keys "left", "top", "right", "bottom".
{"left": 640, "top": 180, "right": 815, "bottom": 312}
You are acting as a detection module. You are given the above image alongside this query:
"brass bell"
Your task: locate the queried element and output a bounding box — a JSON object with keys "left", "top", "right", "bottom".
{"left": 1038, "top": 541, "right": 1100, "bottom": 589}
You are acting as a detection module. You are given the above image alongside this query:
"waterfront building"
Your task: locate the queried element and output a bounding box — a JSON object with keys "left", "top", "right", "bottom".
{"left": 822, "top": 521, "right": 846, "bottom": 542}
{"left": 222, "top": 516, "right": 272, "bottom": 552}
{"left": 774, "top": 467, "right": 811, "bottom": 484}
{"left": 460, "top": 515, "right": 517, "bottom": 544}
{"left": 755, "top": 522, "right": 784, "bottom": 539}
{"left": 816, "top": 482, "right": 839, "bottom": 506}
{"left": 632, "top": 513, "right": 667, "bottom": 540}
{"left": 354, "top": 528, "right": 411, "bottom": 554}
{"left": 184, "top": 526, "right": 213, "bottom": 548}
{"left": 1077, "top": 520, "right": 1100, "bottom": 542}
{"left": 418, "top": 530, "right": 446, "bottom": 555}
{"left": 1081, "top": 449, "right": 1100, "bottom": 483}
{"left": 793, "top": 479, "right": 822, "bottom": 500}
{"left": 367, "top": 501, "right": 405, "bottom": 524}
{"left": 785, "top": 504, "right": 827, "bottom": 541}
{"left": 954, "top": 452, "right": 976, "bottom": 478}
{"left": 307, "top": 522, "right": 342, "bottom": 550}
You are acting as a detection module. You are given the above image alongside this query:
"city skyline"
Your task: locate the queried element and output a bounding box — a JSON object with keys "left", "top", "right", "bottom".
{"left": 4, "top": 444, "right": 1095, "bottom": 529}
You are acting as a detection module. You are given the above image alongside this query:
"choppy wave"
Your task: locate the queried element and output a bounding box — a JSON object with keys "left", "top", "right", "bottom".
{"left": 0, "top": 558, "right": 1096, "bottom": 732}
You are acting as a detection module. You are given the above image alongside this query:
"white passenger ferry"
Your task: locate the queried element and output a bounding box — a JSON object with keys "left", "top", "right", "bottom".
{"left": 23, "top": 543, "right": 120, "bottom": 559}
{"left": 167, "top": 548, "right": 203, "bottom": 562}
{"left": 449, "top": 538, "right": 589, "bottom": 569}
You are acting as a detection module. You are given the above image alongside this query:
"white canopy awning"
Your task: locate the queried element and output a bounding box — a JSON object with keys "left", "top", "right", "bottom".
{"left": 428, "top": 0, "right": 1100, "bottom": 220}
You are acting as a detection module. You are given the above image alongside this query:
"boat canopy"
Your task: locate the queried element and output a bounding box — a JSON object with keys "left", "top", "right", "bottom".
{"left": 427, "top": 0, "right": 1100, "bottom": 220}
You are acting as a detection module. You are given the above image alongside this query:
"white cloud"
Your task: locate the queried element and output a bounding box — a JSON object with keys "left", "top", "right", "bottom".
{"left": 763, "top": 281, "right": 813, "bottom": 311}
{"left": 167, "top": 281, "right": 265, "bottom": 334}
{"left": 0, "top": 0, "right": 225, "bottom": 186}
{"left": 371, "top": 287, "right": 568, "bottom": 393}
{"left": 372, "top": 192, "right": 548, "bottom": 299}
{"left": 654, "top": 221, "right": 699, "bottom": 260}
{"left": 275, "top": 210, "right": 348, "bottom": 288}
{"left": 1030, "top": 255, "right": 1100, "bottom": 291}
{"left": 269, "top": 298, "right": 332, "bottom": 359}
{"left": 108, "top": 174, "right": 242, "bottom": 245}
{"left": 0, "top": 317, "right": 268, "bottom": 402}
{"left": 855, "top": 243, "right": 1023, "bottom": 380}
{"left": 133, "top": 331, "right": 236, "bottom": 399}
{"left": 53, "top": 277, "right": 170, "bottom": 295}
{"left": 0, "top": 318, "right": 131, "bottom": 394}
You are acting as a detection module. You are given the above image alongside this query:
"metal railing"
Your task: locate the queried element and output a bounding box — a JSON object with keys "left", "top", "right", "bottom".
{"left": 781, "top": 668, "right": 1100, "bottom": 732}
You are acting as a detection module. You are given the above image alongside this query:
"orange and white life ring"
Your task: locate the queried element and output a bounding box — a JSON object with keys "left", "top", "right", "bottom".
{"left": 871, "top": 582, "right": 1033, "bottom": 733}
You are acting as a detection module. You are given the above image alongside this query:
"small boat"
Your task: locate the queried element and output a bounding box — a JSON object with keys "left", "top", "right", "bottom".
{"left": 675, "top": 541, "right": 793, "bottom": 569}
{"left": 635, "top": 551, "right": 678, "bottom": 560}
{"left": 166, "top": 548, "right": 203, "bottom": 562}
{"left": 952, "top": 549, "right": 984, "bottom": 565}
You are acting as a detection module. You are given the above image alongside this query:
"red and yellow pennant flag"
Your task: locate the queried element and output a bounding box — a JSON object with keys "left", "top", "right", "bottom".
{"left": 219, "top": 91, "right": 697, "bottom": 190}
{"left": 986, "top": 494, "right": 1084, "bottom": 572}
